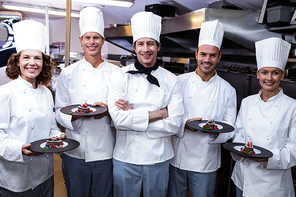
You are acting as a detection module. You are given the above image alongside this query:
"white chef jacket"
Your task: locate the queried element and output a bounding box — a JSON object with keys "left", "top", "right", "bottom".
{"left": 170, "top": 71, "right": 237, "bottom": 172}
{"left": 231, "top": 89, "right": 296, "bottom": 197}
{"left": 0, "top": 77, "right": 62, "bottom": 192}
{"left": 108, "top": 63, "right": 184, "bottom": 165}
{"left": 55, "top": 58, "right": 118, "bottom": 162}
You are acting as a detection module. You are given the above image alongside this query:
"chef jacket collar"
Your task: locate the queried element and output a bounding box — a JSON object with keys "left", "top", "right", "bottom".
{"left": 194, "top": 70, "right": 218, "bottom": 83}
{"left": 82, "top": 57, "right": 105, "bottom": 69}
{"left": 16, "top": 76, "right": 39, "bottom": 90}
{"left": 257, "top": 87, "right": 283, "bottom": 103}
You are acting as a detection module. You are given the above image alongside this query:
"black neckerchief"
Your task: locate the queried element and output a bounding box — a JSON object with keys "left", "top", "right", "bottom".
{"left": 126, "top": 58, "right": 160, "bottom": 87}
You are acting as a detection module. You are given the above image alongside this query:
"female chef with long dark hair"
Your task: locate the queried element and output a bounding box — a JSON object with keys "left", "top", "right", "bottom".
{"left": 0, "top": 20, "right": 65, "bottom": 197}
{"left": 231, "top": 37, "right": 296, "bottom": 197}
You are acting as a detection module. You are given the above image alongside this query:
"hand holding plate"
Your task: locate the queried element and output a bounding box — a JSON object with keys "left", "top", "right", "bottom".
{"left": 246, "top": 157, "right": 268, "bottom": 162}
{"left": 186, "top": 117, "right": 202, "bottom": 132}
{"left": 92, "top": 102, "right": 109, "bottom": 119}
{"left": 22, "top": 144, "right": 43, "bottom": 156}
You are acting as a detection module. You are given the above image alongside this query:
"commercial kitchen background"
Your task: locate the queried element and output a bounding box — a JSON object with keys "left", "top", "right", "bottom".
{"left": 1, "top": 0, "right": 296, "bottom": 196}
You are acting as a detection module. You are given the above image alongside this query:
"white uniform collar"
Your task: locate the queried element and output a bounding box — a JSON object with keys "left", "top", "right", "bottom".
{"left": 258, "top": 88, "right": 283, "bottom": 102}
{"left": 194, "top": 70, "right": 217, "bottom": 83}
{"left": 16, "top": 76, "right": 38, "bottom": 90}
{"left": 82, "top": 57, "right": 105, "bottom": 69}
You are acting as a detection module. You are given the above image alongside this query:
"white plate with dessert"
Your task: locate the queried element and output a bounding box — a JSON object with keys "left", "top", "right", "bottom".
{"left": 29, "top": 137, "right": 80, "bottom": 153}
{"left": 187, "top": 118, "right": 234, "bottom": 133}
{"left": 60, "top": 103, "right": 107, "bottom": 116}
{"left": 223, "top": 142, "right": 273, "bottom": 158}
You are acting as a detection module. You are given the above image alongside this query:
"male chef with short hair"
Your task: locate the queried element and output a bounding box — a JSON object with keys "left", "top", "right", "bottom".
{"left": 169, "top": 20, "right": 237, "bottom": 197}
{"left": 55, "top": 6, "right": 118, "bottom": 197}
{"left": 108, "top": 11, "right": 184, "bottom": 197}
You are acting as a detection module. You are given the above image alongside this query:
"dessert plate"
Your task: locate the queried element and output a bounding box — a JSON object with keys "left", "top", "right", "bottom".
{"left": 29, "top": 138, "right": 80, "bottom": 153}
{"left": 187, "top": 120, "right": 234, "bottom": 133}
{"left": 60, "top": 104, "right": 107, "bottom": 116}
{"left": 223, "top": 142, "right": 273, "bottom": 158}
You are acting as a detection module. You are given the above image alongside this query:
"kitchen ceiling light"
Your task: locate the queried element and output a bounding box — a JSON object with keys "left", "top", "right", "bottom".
{"left": 1, "top": 2, "right": 80, "bottom": 18}
{"left": 73, "top": 0, "right": 134, "bottom": 8}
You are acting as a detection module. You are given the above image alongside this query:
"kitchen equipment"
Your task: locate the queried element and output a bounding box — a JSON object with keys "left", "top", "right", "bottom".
{"left": 267, "top": 5, "right": 295, "bottom": 27}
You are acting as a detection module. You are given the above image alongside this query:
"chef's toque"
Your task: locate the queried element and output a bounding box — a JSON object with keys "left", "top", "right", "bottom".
{"left": 255, "top": 37, "right": 291, "bottom": 71}
{"left": 79, "top": 6, "right": 104, "bottom": 37}
{"left": 13, "top": 20, "right": 46, "bottom": 53}
{"left": 198, "top": 20, "right": 224, "bottom": 50}
{"left": 131, "top": 11, "right": 162, "bottom": 43}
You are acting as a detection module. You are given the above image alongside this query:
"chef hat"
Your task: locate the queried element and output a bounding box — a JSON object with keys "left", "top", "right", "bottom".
{"left": 198, "top": 20, "right": 224, "bottom": 50}
{"left": 79, "top": 7, "right": 104, "bottom": 37}
{"left": 13, "top": 20, "right": 46, "bottom": 53}
{"left": 255, "top": 37, "right": 291, "bottom": 71}
{"left": 131, "top": 11, "right": 162, "bottom": 43}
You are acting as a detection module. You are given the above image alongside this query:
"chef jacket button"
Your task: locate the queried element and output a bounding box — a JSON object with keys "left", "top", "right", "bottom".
{"left": 189, "top": 96, "right": 191, "bottom": 99}
{"left": 31, "top": 125, "right": 34, "bottom": 129}
{"left": 136, "top": 133, "right": 139, "bottom": 136}
{"left": 83, "top": 69, "right": 85, "bottom": 71}
{"left": 249, "top": 118, "right": 251, "bottom": 121}
{"left": 47, "top": 154, "right": 49, "bottom": 157}
{"left": 193, "top": 81, "right": 195, "bottom": 83}
{"left": 267, "top": 137, "right": 270, "bottom": 140}
{"left": 211, "top": 100, "right": 213, "bottom": 102}
{"left": 262, "top": 170, "right": 266, "bottom": 173}
{"left": 29, "top": 109, "right": 31, "bottom": 112}
{"left": 270, "top": 122, "right": 273, "bottom": 124}
{"left": 31, "top": 158, "right": 33, "bottom": 161}
{"left": 276, "top": 105, "right": 278, "bottom": 107}
{"left": 83, "top": 85, "right": 86, "bottom": 87}
{"left": 247, "top": 134, "right": 250, "bottom": 137}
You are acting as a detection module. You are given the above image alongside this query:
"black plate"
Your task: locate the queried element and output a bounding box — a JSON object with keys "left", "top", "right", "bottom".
{"left": 187, "top": 120, "right": 234, "bottom": 133}
{"left": 60, "top": 104, "right": 107, "bottom": 116}
{"left": 223, "top": 142, "right": 273, "bottom": 158}
{"left": 29, "top": 138, "right": 80, "bottom": 153}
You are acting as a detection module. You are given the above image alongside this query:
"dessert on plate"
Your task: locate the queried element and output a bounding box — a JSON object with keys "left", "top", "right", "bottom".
{"left": 240, "top": 141, "right": 255, "bottom": 155}
{"left": 78, "top": 103, "right": 90, "bottom": 113}
{"left": 42, "top": 136, "right": 64, "bottom": 151}
{"left": 203, "top": 118, "right": 218, "bottom": 130}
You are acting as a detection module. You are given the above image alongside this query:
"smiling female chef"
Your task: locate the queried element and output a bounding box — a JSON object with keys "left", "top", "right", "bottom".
{"left": 231, "top": 37, "right": 296, "bottom": 197}
{"left": 0, "top": 20, "right": 65, "bottom": 196}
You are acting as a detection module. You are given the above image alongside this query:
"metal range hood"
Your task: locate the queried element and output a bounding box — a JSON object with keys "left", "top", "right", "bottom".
{"left": 105, "top": 8, "right": 293, "bottom": 59}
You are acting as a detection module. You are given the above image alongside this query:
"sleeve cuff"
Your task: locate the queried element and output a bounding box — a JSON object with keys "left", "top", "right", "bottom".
{"left": 131, "top": 109, "right": 149, "bottom": 132}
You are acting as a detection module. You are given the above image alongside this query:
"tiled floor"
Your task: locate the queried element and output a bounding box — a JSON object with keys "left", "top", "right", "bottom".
{"left": 54, "top": 154, "right": 67, "bottom": 197}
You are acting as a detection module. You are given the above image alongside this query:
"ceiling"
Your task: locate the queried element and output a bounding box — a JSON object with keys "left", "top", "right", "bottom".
{"left": 0, "top": 0, "right": 265, "bottom": 27}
